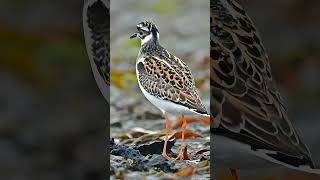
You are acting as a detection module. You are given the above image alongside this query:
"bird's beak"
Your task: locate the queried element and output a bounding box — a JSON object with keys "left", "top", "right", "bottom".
{"left": 130, "top": 33, "right": 137, "bottom": 39}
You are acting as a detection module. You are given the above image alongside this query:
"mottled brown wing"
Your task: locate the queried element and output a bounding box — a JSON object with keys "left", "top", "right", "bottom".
{"left": 137, "top": 56, "right": 207, "bottom": 115}
{"left": 160, "top": 49, "right": 197, "bottom": 89}
{"left": 211, "top": 0, "right": 313, "bottom": 167}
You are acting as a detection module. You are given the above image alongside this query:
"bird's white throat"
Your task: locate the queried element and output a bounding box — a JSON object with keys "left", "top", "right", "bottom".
{"left": 141, "top": 32, "right": 159, "bottom": 45}
{"left": 141, "top": 34, "right": 153, "bottom": 45}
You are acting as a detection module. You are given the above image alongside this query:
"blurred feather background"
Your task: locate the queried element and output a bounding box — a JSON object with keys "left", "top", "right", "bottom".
{"left": 245, "top": 0, "right": 320, "bottom": 167}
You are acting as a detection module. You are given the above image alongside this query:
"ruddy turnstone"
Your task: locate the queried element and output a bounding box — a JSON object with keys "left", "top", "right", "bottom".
{"left": 130, "top": 21, "right": 209, "bottom": 160}
{"left": 83, "top": 0, "right": 110, "bottom": 102}
{"left": 211, "top": 0, "right": 319, "bottom": 178}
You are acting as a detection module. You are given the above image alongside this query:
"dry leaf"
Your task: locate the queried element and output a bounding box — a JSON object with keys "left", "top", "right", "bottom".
{"left": 197, "top": 160, "right": 209, "bottom": 168}
{"left": 131, "top": 132, "right": 165, "bottom": 145}
{"left": 116, "top": 133, "right": 132, "bottom": 141}
{"left": 128, "top": 127, "right": 155, "bottom": 138}
{"left": 175, "top": 167, "right": 194, "bottom": 177}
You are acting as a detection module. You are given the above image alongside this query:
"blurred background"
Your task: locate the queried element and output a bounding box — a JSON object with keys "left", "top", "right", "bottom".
{"left": 0, "top": 0, "right": 320, "bottom": 179}
{"left": 245, "top": 0, "right": 320, "bottom": 168}
{"left": 221, "top": 1, "right": 320, "bottom": 179}
{"left": 0, "top": 0, "right": 106, "bottom": 179}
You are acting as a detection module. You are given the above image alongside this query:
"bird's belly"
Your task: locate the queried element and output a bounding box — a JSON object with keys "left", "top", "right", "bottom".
{"left": 138, "top": 82, "right": 193, "bottom": 115}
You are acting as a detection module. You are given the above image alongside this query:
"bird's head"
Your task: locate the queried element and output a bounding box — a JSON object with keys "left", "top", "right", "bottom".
{"left": 130, "top": 21, "right": 159, "bottom": 45}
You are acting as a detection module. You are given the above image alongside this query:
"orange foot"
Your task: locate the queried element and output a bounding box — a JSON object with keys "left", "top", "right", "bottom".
{"left": 175, "top": 115, "right": 187, "bottom": 160}
{"left": 175, "top": 151, "right": 184, "bottom": 160}
{"left": 175, "top": 146, "right": 190, "bottom": 160}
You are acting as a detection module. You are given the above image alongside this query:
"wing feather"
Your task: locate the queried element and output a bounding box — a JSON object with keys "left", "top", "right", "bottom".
{"left": 211, "top": 0, "right": 314, "bottom": 168}
{"left": 138, "top": 56, "right": 207, "bottom": 115}
{"left": 82, "top": 0, "right": 110, "bottom": 102}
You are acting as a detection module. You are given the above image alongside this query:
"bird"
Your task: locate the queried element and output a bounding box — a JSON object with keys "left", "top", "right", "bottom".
{"left": 210, "top": 0, "right": 319, "bottom": 178}
{"left": 82, "top": 0, "right": 110, "bottom": 103}
{"left": 130, "top": 21, "right": 210, "bottom": 160}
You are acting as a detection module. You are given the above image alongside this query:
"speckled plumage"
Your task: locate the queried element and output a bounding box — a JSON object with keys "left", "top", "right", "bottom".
{"left": 211, "top": 0, "right": 319, "bottom": 173}
{"left": 133, "top": 21, "right": 208, "bottom": 116}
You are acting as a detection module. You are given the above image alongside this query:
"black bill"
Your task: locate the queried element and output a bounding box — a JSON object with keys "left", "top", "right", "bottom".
{"left": 130, "top": 33, "right": 137, "bottom": 39}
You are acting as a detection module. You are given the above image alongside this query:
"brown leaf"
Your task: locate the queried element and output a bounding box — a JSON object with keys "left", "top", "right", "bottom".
{"left": 116, "top": 133, "right": 132, "bottom": 141}
{"left": 131, "top": 132, "right": 165, "bottom": 145}
{"left": 175, "top": 167, "right": 194, "bottom": 177}
{"left": 128, "top": 127, "right": 155, "bottom": 138}
{"left": 197, "top": 160, "right": 209, "bottom": 168}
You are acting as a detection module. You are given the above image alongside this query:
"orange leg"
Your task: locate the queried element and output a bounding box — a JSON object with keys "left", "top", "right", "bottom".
{"left": 229, "top": 168, "right": 238, "bottom": 180}
{"left": 173, "top": 116, "right": 210, "bottom": 129}
{"left": 176, "top": 115, "right": 186, "bottom": 160}
{"left": 162, "top": 113, "right": 171, "bottom": 157}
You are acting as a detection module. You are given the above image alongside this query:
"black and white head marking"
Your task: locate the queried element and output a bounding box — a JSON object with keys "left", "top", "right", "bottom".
{"left": 130, "top": 21, "right": 159, "bottom": 45}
